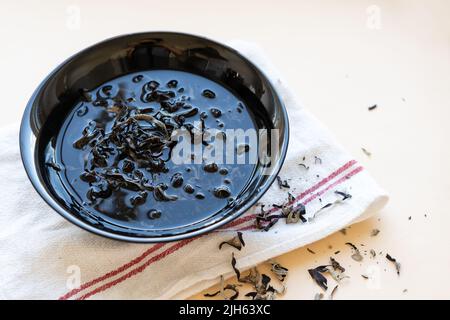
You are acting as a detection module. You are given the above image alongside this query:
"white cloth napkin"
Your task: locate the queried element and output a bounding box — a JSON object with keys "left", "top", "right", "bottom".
{"left": 0, "top": 40, "right": 388, "bottom": 300}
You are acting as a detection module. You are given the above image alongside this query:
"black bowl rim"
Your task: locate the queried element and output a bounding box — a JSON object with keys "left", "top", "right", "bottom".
{"left": 19, "top": 31, "right": 290, "bottom": 243}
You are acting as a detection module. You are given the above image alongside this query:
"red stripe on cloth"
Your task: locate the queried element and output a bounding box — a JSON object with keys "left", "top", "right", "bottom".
{"left": 76, "top": 237, "right": 197, "bottom": 300}
{"left": 302, "top": 166, "right": 363, "bottom": 205}
{"left": 221, "top": 159, "right": 357, "bottom": 229}
{"left": 59, "top": 243, "right": 166, "bottom": 300}
{"left": 77, "top": 223, "right": 254, "bottom": 300}
{"left": 59, "top": 159, "right": 359, "bottom": 300}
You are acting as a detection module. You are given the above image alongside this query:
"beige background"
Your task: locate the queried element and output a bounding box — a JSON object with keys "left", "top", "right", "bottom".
{"left": 1, "top": 0, "right": 449, "bottom": 299}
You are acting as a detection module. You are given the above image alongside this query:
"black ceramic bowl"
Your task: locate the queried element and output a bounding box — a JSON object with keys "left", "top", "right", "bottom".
{"left": 20, "top": 32, "right": 289, "bottom": 243}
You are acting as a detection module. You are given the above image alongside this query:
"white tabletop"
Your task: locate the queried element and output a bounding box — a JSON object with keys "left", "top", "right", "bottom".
{"left": 2, "top": 0, "right": 449, "bottom": 299}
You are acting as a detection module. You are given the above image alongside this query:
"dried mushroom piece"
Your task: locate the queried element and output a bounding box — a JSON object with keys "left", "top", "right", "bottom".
{"left": 308, "top": 266, "right": 329, "bottom": 291}
{"left": 276, "top": 176, "right": 290, "bottom": 189}
{"left": 346, "top": 242, "right": 363, "bottom": 262}
{"left": 269, "top": 260, "right": 289, "bottom": 282}
{"left": 204, "top": 276, "right": 240, "bottom": 300}
{"left": 386, "top": 254, "right": 401, "bottom": 276}
{"left": 219, "top": 232, "right": 245, "bottom": 251}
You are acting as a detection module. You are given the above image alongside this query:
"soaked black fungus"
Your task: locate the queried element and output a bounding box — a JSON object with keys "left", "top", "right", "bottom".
{"left": 92, "top": 99, "right": 108, "bottom": 107}
{"left": 213, "top": 186, "right": 231, "bottom": 199}
{"left": 54, "top": 70, "right": 259, "bottom": 229}
{"left": 167, "top": 80, "right": 178, "bottom": 88}
{"left": 179, "top": 107, "right": 198, "bottom": 118}
{"left": 202, "top": 89, "right": 216, "bottom": 99}
{"left": 171, "top": 173, "right": 184, "bottom": 188}
{"left": 210, "top": 108, "right": 222, "bottom": 118}
{"left": 183, "top": 184, "right": 195, "bottom": 194}
{"left": 195, "top": 193, "right": 206, "bottom": 200}
{"left": 147, "top": 209, "right": 162, "bottom": 220}
{"left": 87, "top": 181, "right": 112, "bottom": 201}
{"left": 203, "top": 162, "right": 219, "bottom": 173}
{"left": 130, "top": 191, "right": 148, "bottom": 206}
{"left": 144, "top": 80, "right": 160, "bottom": 91}
{"left": 122, "top": 160, "right": 135, "bottom": 173}
{"left": 154, "top": 184, "right": 177, "bottom": 202}
{"left": 132, "top": 75, "right": 144, "bottom": 83}
{"left": 200, "top": 111, "right": 208, "bottom": 120}
{"left": 80, "top": 171, "right": 97, "bottom": 183}
{"left": 76, "top": 105, "right": 89, "bottom": 117}
{"left": 101, "top": 85, "right": 113, "bottom": 96}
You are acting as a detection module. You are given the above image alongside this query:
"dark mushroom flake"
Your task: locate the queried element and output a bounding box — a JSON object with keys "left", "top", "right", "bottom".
{"left": 147, "top": 209, "right": 162, "bottom": 220}
{"left": 309, "top": 191, "right": 352, "bottom": 221}
{"left": 362, "top": 147, "right": 372, "bottom": 157}
{"left": 213, "top": 186, "right": 231, "bottom": 199}
{"left": 204, "top": 276, "right": 240, "bottom": 300}
{"left": 203, "top": 162, "right": 219, "bottom": 173}
{"left": 371, "top": 229, "right": 380, "bottom": 237}
{"left": 195, "top": 193, "right": 205, "bottom": 200}
{"left": 269, "top": 261, "right": 289, "bottom": 282}
{"left": 218, "top": 168, "right": 228, "bottom": 175}
{"left": 219, "top": 232, "right": 245, "bottom": 251}
{"left": 130, "top": 191, "right": 148, "bottom": 206}
{"left": 308, "top": 266, "right": 329, "bottom": 291}
{"left": 330, "top": 257, "right": 346, "bottom": 273}
{"left": 202, "top": 89, "right": 216, "bottom": 99}
{"left": 154, "top": 184, "right": 178, "bottom": 202}
{"left": 308, "top": 257, "right": 349, "bottom": 292}
{"left": 255, "top": 194, "right": 306, "bottom": 231}
{"left": 330, "top": 285, "right": 339, "bottom": 300}
{"left": 209, "top": 108, "right": 222, "bottom": 118}
{"left": 166, "top": 80, "right": 178, "bottom": 88}
{"left": 231, "top": 255, "right": 283, "bottom": 300}
{"left": 284, "top": 202, "right": 306, "bottom": 224}
{"left": 80, "top": 171, "right": 97, "bottom": 183}
{"left": 334, "top": 190, "right": 352, "bottom": 201}
{"left": 132, "top": 75, "right": 143, "bottom": 83}
{"left": 276, "top": 176, "right": 290, "bottom": 189}
{"left": 298, "top": 163, "right": 309, "bottom": 170}
{"left": 76, "top": 105, "right": 89, "bottom": 117}
{"left": 386, "top": 254, "right": 401, "bottom": 276}
{"left": 183, "top": 184, "right": 195, "bottom": 194}
{"left": 204, "top": 284, "right": 240, "bottom": 300}
{"left": 346, "top": 242, "right": 363, "bottom": 262}
{"left": 231, "top": 253, "right": 241, "bottom": 281}
{"left": 170, "top": 172, "right": 184, "bottom": 188}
